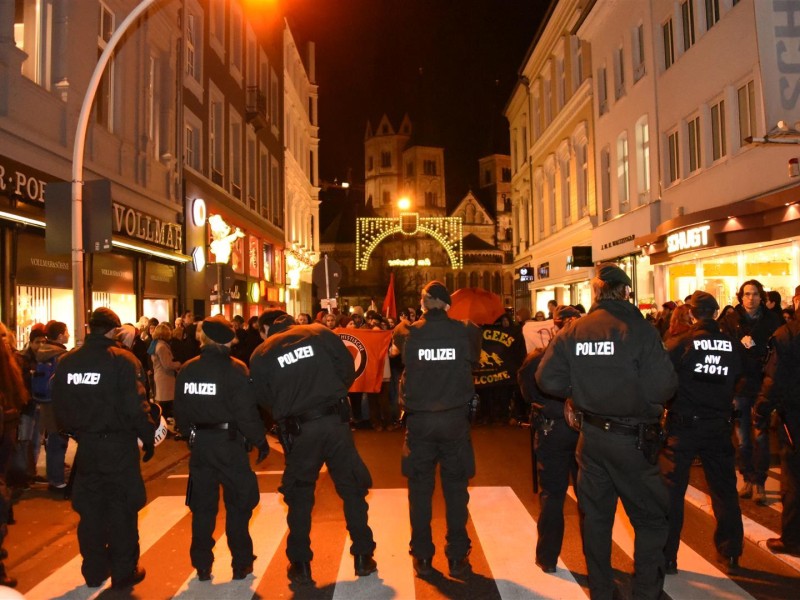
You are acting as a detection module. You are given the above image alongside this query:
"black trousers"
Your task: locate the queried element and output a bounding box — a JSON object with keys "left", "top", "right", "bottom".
{"left": 188, "top": 432, "right": 259, "bottom": 571}
{"left": 72, "top": 434, "right": 146, "bottom": 584}
{"left": 535, "top": 418, "right": 579, "bottom": 566}
{"left": 778, "top": 410, "right": 800, "bottom": 547}
{"left": 402, "top": 409, "right": 475, "bottom": 561}
{"left": 577, "top": 424, "right": 668, "bottom": 600}
{"left": 660, "top": 418, "right": 743, "bottom": 563}
{"left": 279, "top": 415, "right": 375, "bottom": 562}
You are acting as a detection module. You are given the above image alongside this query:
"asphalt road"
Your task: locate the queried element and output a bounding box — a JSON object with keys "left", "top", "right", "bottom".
{"left": 6, "top": 424, "right": 799, "bottom": 599}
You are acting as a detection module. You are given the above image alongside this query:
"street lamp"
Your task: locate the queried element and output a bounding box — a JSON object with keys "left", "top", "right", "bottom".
{"left": 71, "top": 0, "right": 161, "bottom": 345}
{"left": 398, "top": 196, "right": 411, "bottom": 212}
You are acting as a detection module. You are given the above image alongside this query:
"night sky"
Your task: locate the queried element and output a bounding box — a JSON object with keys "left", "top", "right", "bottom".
{"left": 284, "top": 0, "right": 547, "bottom": 202}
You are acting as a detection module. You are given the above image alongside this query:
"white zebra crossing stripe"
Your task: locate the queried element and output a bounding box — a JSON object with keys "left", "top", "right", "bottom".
{"left": 25, "top": 495, "right": 190, "bottom": 600}
{"left": 567, "top": 489, "right": 756, "bottom": 600}
{"left": 332, "top": 488, "right": 415, "bottom": 600}
{"left": 470, "top": 486, "right": 587, "bottom": 599}
{"left": 685, "top": 484, "right": 800, "bottom": 574}
{"left": 172, "top": 493, "right": 287, "bottom": 598}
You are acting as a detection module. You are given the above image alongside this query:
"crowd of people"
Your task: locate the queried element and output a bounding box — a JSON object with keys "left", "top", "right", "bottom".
{"left": 0, "top": 272, "right": 797, "bottom": 595}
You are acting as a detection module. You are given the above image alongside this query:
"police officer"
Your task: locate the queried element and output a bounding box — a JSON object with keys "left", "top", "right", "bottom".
{"left": 174, "top": 315, "right": 270, "bottom": 582}
{"left": 536, "top": 264, "right": 677, "bottom": 600}
{"left": 756, "top": 288, "right": 800, "bottom": 558}
{"left": 661, "top": 290, "right": 744, "bottom": 575}
{"left": 517, "top": 305, "right": 581, "bottom": 574}
{"left": 249, "top": 310, "right": 376, "bottom": 585}
{"left": 390, "top": 281, "right": 482, "bottom": 579}
{"left": 52, "top": 308, "right": 154, "bottom": 590}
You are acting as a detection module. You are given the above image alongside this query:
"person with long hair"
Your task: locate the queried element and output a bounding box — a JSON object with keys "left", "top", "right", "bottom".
{"left": 0, "top": 322, "right": 27, "bottom": 587}
{"left": 150, "top": 324, "right": 182, "bottom": 437}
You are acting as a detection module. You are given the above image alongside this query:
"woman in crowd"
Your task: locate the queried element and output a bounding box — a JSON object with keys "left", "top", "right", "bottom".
{"left": 665, "top": 303, "right": 693, "bottom": 341}
{"left": 150, "top": 323, "right": 183, "bottom": 438}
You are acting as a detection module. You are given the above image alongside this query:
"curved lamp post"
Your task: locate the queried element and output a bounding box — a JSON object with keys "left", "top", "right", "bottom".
{"left": 71, "top": 0, "right": 159, "bottom": 345}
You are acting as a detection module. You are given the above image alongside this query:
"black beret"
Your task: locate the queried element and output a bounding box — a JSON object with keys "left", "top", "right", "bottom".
{"left": 554, "top": 305, "right": 580, "bottom": 321}
{"left": 268, "top": 314, "right": 296, "bottom": 337}
{"left": 422, "top": 280, "right": 451, "bottom": 305}
{"left": 688, "top": 290, "right": 720, "bottom": 313}
{"left": 202, "top": 315, "right": 235, "bottom": 344}
{"left": 89, "top": 307, "right": 121, "bottom": 330}
{"left": 259, "top": 309, "right": 288, "bottom": 327}
{"left": 595, "top": 263, "right": 632, "bottom": 287}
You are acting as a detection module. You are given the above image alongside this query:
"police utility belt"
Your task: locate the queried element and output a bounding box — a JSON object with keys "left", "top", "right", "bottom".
{"left": 666, "top": 410, "right": 736, "bottom": 427}
{"left": 580, "top": 411, "right": 665, "bottom": 465}
{"left": 188, "top": 422, "right": 239, "bottom": 447}
{"left": 277, "top": 398, "right": 351, "bottom": 456}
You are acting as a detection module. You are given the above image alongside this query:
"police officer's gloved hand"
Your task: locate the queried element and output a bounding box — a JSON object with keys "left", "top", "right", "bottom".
{"left": 142, "top": 442, "right": 155, "bottom": 463}
{"left": 256, "top": 440, "right": 270, "bottom": 464}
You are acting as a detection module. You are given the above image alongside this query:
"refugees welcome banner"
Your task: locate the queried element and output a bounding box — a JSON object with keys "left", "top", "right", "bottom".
{"left": 335, "top": 328, "right": 392, "bottom": 393}
{"left": 473, "top": 324, "right": 527, "bottom": 388}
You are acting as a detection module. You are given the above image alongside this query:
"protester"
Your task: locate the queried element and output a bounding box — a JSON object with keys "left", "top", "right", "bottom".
{"left": 150, "top": 323, "right": 182, "bottom": 438}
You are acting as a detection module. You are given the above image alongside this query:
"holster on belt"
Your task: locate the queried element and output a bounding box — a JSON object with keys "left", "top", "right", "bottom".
{"left": 636, "top": 422, "right": 665, "bottom": 465}
{"left": 277, "top": 417, "right": 300, "bottom": 456}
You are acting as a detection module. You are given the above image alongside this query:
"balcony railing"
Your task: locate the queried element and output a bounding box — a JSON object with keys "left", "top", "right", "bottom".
{"left": 246, "top": 86, "right": 269, "bottom": 131}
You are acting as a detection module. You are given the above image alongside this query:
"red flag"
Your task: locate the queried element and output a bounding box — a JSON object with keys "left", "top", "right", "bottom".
{"left": 335, "top": 329, "right": 392, "bottom": 393}
{"left": 382, "top": 273, "right": 397, "bottom": 320}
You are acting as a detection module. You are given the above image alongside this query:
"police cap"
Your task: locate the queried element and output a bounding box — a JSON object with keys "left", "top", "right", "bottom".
{"left": 422, "top": 280, "right": 451, "bottom": 305}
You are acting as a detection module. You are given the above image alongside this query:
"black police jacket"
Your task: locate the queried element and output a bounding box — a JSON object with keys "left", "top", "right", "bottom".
{"left": 249, "top": 323, "right": 355, "bottom": 420}
{"left": 518, "top": 348, "right": 565, "bottom": 420}
{"left": 758, "top": 319, "right": 800, "bottom": 414}
{"left": 174, "top": 344, "right": 265, "bottom": 445}
{"left": 665, "top": 319, "right": 744, "bottom": 418}
{"left": 536, "top": 299, "right": 677, "bottom": 421}
{"left": 392, "top": 308, "right": 482, "bottom": 413}
{"left": 52, "top": 333, "right": 153, "bottom": 442}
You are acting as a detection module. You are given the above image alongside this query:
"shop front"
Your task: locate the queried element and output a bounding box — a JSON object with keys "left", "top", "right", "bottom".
{"left": 183, "top": 180, "right": 285, "bottom": 322}
{"left": 592, "top": 202, "right": 661, "bottom": 313}
{"left": 636, "top": 186, "right": 800, "bottom": 309}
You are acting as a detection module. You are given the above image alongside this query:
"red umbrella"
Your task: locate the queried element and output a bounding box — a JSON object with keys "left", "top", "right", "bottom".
{"left": 448, "top": 287, "right": 505, "bottom": 325}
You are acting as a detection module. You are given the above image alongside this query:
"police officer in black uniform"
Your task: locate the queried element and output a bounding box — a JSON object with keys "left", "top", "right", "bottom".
{"left": 517, "top": 305, "right": 581, "bottom": 574}
{"left": 756, "top": 288, "right": 800, "bottom": 558}
{"left": 52, "top": 307, "right": 154, "bottom": 590}
{"left": 390, "top": 281, "right": 482, "bottom": 579}
{"left": 661, "top": 290, "right": 744, "bottom": 575}
{"left": 536, "top": 264, "right": 677, "bottom": 600}
{"left": 249, "top": 310, "right": 377, "bottom": 585}
{"left": 174, "top": 315, "right": 270, "bottom": 582}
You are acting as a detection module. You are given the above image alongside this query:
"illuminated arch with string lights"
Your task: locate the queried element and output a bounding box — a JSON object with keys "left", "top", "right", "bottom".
{"left": 355, "top": 213, "right": 463, "bottom": 270}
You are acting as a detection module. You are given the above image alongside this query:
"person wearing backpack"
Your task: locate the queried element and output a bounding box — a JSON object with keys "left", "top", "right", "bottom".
{"left": 34, "top": 321, "right": 70, "bottom": 495}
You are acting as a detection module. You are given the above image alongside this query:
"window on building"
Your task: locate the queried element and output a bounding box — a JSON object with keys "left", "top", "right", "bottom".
{"left": 688, "top": 115, "right": 701, "bottom": 173}
{"left": 614, "top": 46, "right": 625, "bottom": 100}
{"left": 367, "top": 156, "right": 373, "bottom": 171}
{"left": 681, "top": 1, "right": 695, "bottom": 51}
{"left": 547, "top": 165, "right": 556, "bottom": 233}
{"left": 502, "top": 167, "right": 511, "bottom": 182}
{"left": 185, "top": 8, "right": 202, "bottom": 82}
{"left": 146, "top": 55, "right": 158, "bottom": 157}
{"left": 270, "top": 68, "right": 279, "bottom": 132}
{"left": 423, "top": 159, "right": 437, "bottom": 175}
{"left": 598, "top": 66, "right": 608, "bottom": 115}
{"left": 210, "top": 91, "right": 224, "bottom": 181}
{"left": 575, "top": 139, "right": 588, "bottom": 216}
{"left": 230, "top": 110, "right": 243, "bottom": 199}
{"left": 559, "top": 153, "right": 570, "bottom": 226}
{"left": 184, "top": 111, "right": 202, "bottom": 171}
{"left": 270, "top": 157, "right": 281, "bottom": 227}
{"left": 617, "top": 133, "right": 630, "bottom": 209}
{"left": 711, "top": 99, "right": 727, "bottom": 161}
{"left": 16, "top": 0, "right": 57, "bottom": 90}
{"left": 247, "top": 33, "right": 257, "bottom": 87}
{"left": 635, "top": 116, "right": 650, "bottom": 201}
{"left": 406, "top": 162, "right": 414, "bottom": 177}
{"left": 96, "top": 2, "right": 114, "bottom": 130}
{"left": 556, "top": 56, "right": 566, "bottom": 109}
{"left": 532, "top": 92, "right": 541, "bottom": 138}
{"left": 600, "top": 147, "right": 611, "bottom": 220}
{"left": 382, "top": 190, "right": 391, "bottom": 205}
{"left": 210, "top": 0, "right": 224, "bottom": 56}
{"left": 247, "top": 133, "right": 257, "bottom": 210}
{"left": 633, "top": 23, "right": 646, "bottom": 82}
{"left": 425, "top": 191, "right": 438, "bottom": 207}
{"left": 663, "top": 19, "right": 675, "bottom": 69}
{"left": 571, "top": 36, "right": 583, "bottom": 90}
{"left": 737, "top": 80, "right": 756, "bottom": 147}
{"left": 705, "top": 0, "right": 720, "bottom": 29}
{"left": 259, "top": 145, "right": 269, "bottom": 218}
{"left": 484, "top": 169, "right": 492, "bottom": 185}
{"left": 668, "top": 130, "right": 680, "bottom": 183}
{"left": 543, "top": 76, "right": 553, "bottom": 125}
{"left": 381, "top": 151, "right": 391, "bottom": 168}
{"left": 230, "top": 2, "right": 243, "bottom": 76}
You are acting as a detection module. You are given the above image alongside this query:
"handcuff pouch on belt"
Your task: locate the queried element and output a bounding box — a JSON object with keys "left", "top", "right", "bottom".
{"left": 530, "top": 405, "right": 555, "bottom": 436}
{"left": 636, "top": 422, "right": 666, "bottom": 465}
